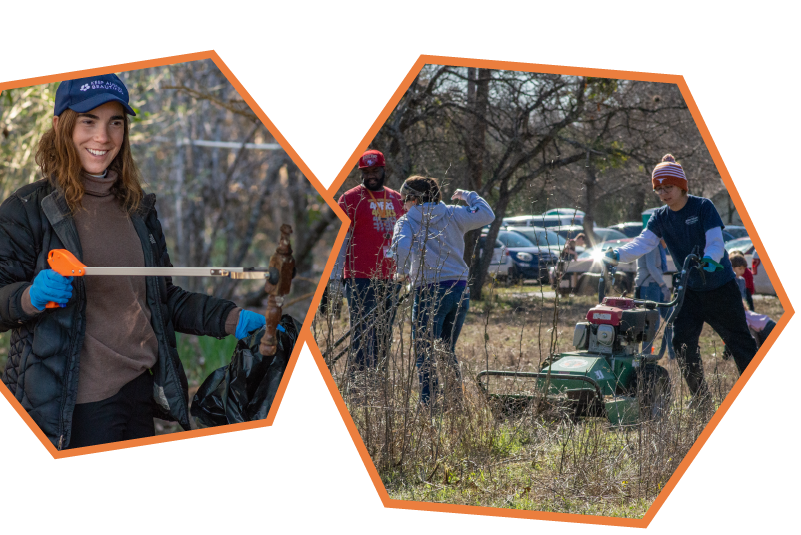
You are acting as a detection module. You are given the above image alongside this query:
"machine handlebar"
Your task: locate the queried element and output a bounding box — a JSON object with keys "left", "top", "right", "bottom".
{"left": 648, "top": 253, "right": 701, "bottom": 331}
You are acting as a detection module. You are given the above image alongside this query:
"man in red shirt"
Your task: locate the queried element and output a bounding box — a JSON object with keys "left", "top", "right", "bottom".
{"left": 333, "top": 150, "right": 405, "bottom": 372}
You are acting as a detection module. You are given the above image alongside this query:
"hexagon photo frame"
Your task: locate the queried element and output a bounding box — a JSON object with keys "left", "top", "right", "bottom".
{"left": 0, "top": 51, "right": 337, "bottom": 457}
{"left": 310, "top": 55, "right": 792, "bottom": 527}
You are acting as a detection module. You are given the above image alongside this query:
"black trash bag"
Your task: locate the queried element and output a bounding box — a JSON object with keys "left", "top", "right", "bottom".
{"left": 190, "top": 314, "right": 301, "bottom": 427}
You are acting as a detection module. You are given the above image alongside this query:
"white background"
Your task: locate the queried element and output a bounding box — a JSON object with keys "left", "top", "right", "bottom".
{"left": 1, "top": 2, "right": 797, "bottom": 533}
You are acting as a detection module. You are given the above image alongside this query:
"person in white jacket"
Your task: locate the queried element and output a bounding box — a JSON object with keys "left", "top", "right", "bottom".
{"left": 606, "top": 155, "right": 756, "bottom": 407}
{"left": 390, "top": 176, "right": 495, "bottom": 406}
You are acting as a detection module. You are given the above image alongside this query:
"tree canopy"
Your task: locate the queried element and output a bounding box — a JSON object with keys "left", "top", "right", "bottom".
{"left": 336, "top": 65, "right": 736, "bottom": 297}
{"left": 0, "top": 59, "right": 336, "bottom": 320}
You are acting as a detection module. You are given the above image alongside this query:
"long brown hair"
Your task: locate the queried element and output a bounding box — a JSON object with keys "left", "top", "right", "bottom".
{"left": 34, "top": 108, "right": 144, "bottom": 213}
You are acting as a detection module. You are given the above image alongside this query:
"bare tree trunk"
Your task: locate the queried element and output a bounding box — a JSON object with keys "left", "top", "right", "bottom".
{"left": 288, "top": 161, "right": 315, "bottom": 303}
{"left": 466, "top": 68, "right": 490, "bottom": 192}
{"left": 462, "top": 68, "right": 491, "bottom": 270}
{"left": 582, "top": 151, "right": 597, "bottom": 246}
{"left": 172, "top": 126, "right": 189, "bottom": 291}
{"left": 469, "top": 179, "right": 510, "bottom": 300}
{"left": 628, "top": 181, "right": 647, "bottom": 222}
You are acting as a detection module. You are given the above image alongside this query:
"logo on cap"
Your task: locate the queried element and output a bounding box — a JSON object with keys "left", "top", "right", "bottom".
{"left": 364, "top": 155, "right": 377, "bottom": 166}
{"left": 78, "top": 80, "right": 125, "bottom": 94}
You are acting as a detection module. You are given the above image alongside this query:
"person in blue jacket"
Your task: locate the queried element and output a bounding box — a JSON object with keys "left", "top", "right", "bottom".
{"left": 607, "top": 155, "right": 756, "bottom": 408}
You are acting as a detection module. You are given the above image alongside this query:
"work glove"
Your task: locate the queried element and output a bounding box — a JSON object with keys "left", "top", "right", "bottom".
{"left": 235, "top": 310, "right": 267, "bottom": 340}
{"left": 603, "top": 248, "right": 620, "bottom": 264}
{"left": 29, "top": 269, "right": 73, "bottom": 310}
{"left": 661, "top": 285, "right": 671, "bottom": 302}
{"left": 701, "top": 256, "right": 723, "bottom": 273}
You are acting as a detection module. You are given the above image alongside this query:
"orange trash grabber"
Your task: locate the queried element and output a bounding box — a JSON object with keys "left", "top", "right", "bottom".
{"left": 45, "top": 249, "right": 273, "bottom": 309}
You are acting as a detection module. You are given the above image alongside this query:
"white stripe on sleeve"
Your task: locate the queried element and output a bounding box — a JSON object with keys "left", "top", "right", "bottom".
{"left": 704, "top": 227, "right": 725, "bottom": 263}
{"left": 617, "top": 229, "right": 660, "bottom": 263}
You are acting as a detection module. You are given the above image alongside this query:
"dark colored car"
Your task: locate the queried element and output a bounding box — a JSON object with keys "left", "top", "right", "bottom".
{"left": 608, "top": 222, "right": 644, "bottom": 238}
{"left": 480, "top": 230, "right": 559, "bottom": 283}
{"left": 505, "top": 226, "right": 566, "bottom": 252}
{"left": 555, "top": 225, "right": 628, "bottom": 244}
{"left": 726, "top": 225, "right": 749, "bottom": 239}
{"left": 723, "top": 225, "right": 748, "bottom": 242}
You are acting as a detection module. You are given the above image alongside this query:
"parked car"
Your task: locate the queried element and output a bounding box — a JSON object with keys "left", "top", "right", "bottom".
{"left": 723, "top": 225, "right": 749, "bottom": 240}
{"left": 478, "top": 235, "right": 512, "bottom": 280}
{"left": 504, "top": 225, "right": 566, "bottom": 254}
{"left": 479, "top": 230, "right": 559, "bottom": 284}
{"left": 554, "top": 225, "right": 628, "bottom": 244}
{"left": 608, "top": 222, "right": 644, "bottom": 238}
{"left": 721, "top": 225, "right": 748, "bottom": 242}
{"left": 542, "top": 208, "right": 586, "bottom": 218}
{"left": 725, "top": 237, "right": 753, "bottom": 254}
{"left": 725, "top": 237, "right": 774, "bottom": 295}
{"left": 502, "top": 214, "right": 581, "bottom": 229}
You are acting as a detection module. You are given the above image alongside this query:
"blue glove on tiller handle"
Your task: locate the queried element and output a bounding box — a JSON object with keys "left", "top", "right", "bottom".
{"left": 603, "top": 248, "right": 620, "bottom": 265}
{"left": 235, "top": 310, "right": 267, "bottom": 340}
{"left": 701, "top": 256, "right": 723, "bottom": 273}
{"left": 29, "top": 269, "right": 73, "bottom": 311}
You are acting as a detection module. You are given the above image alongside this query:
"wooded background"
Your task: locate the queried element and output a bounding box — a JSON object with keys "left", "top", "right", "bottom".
{"left": 0, "top": 59, "right": 338, "bottom": 321}
{"left": 336, "top": 65, "right": 739, "bottom": 298}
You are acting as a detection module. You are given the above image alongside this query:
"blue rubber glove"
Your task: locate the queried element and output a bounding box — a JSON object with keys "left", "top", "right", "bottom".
{"left": 29, "top": 269, "right": 73, "bottom": 310}
{"left": 701, "top": 256, "right": 723, "bottom": 273}
{"left": 235, "top": 310, "right": 267, "bottom": 339}
{"left": 603, "top": 248, "right": 620, "bottom": 263}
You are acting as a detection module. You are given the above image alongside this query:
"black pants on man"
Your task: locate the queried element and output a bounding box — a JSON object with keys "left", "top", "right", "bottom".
{"left": 672, "top": 279, "right": 757, "bottom": 397}
{"left": 69, "top": 371, "right": 155, "bottom": 449}
{"left": 345, "top": 278, "right": 402, "bottom": 372}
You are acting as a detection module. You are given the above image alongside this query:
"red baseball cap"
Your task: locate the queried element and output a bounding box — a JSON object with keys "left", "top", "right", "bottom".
{"left": 358, "top": 149, "right": 385, "bottom": 169}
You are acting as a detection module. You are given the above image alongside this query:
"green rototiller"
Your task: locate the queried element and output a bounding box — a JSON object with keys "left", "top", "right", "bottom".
{"left": 477, "top": 252, "right": 702, "bottom": 425}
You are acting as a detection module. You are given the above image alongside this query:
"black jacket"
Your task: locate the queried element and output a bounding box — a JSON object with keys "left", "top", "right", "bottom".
{"left": 0, "top": 179, "right": 237, "bottom": 449}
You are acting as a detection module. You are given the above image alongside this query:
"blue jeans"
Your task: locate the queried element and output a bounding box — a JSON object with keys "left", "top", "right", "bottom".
{"left": 345, "top": 278, "right": 401, "bottom": 372}
{"left": 412, "top": 282, "right": 469, "bottom": 405}
{"left": 637, "top": 282, "right": 675, "bottom": 359}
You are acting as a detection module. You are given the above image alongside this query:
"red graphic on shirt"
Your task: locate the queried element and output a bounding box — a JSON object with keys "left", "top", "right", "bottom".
{"left": 339, "top": 185, "right": 404, "bottom": 279}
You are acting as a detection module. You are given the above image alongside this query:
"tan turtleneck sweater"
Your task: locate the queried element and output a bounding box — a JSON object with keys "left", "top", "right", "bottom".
{"left": 22, "top": 171, "right": 241, "bottom": 403}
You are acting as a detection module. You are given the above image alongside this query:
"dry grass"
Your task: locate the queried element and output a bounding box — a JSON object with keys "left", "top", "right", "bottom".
{"left": 313, "top": 282, "right": 783, "bottom": 518}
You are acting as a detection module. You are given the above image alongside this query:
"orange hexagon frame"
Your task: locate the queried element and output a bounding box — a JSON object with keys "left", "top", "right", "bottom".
{"left": 0, "top": 51, "right": 330, "bottom": 459}
{"left": 309, "top": 54, "right": 794, "bottom": 528}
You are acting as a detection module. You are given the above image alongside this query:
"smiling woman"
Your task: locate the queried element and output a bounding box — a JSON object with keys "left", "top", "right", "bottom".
{"left": 0, "top": 73, "right": 267, "bottom": 450}
{"left": 64, "top": 104, "right": 125, "bottom": 174}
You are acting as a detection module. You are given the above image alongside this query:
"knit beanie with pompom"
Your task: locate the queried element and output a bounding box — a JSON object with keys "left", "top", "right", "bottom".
{"left": 652, "top": 154, "right": 687, "bottom": 191}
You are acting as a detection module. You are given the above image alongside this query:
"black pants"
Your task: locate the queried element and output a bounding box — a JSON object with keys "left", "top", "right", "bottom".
{"left": 672, "top": 279, "right": 757, "bottom": 394}
{"left": 345, "top": 278, "right": 401, "bottom": 372}
{"left": 69, "top": 371, "right": 156, "bottom": 449}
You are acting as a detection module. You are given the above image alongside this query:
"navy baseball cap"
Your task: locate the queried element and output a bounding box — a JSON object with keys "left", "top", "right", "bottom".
{"left": 54, "top": 73, "right": 136, "bottom": 117}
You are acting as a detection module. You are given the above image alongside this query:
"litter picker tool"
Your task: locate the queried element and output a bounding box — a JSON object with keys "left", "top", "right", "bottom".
{"left": 46, "top": 249, "right": 275, "bottom": 308}
{"left": 46, "top": 225, "right": 296, "bottom": 357}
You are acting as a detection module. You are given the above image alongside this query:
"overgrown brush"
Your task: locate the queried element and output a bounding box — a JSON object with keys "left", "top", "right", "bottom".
{"left": 314, "top": 283, "right": 782, "bottom": 517}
